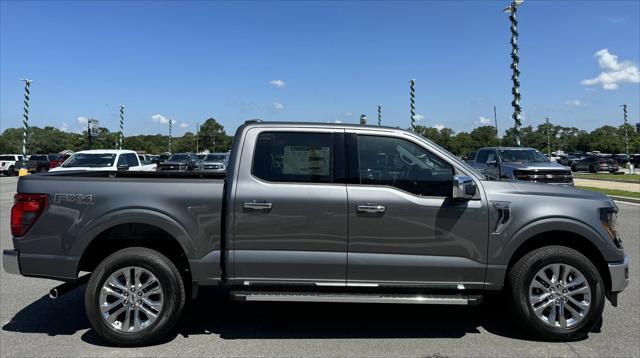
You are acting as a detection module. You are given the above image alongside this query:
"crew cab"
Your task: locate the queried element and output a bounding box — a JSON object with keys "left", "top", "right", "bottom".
{"left": 0, "top": 154, "right": 24, "bottom": 176}
{"left": 49, "top": 150, "right": 157, "bottom": 172}
{"left": 23, "top": 154, "right": 56, "bottom": 173}
{"left": 469, "top": 147, "right": 574, "bottom": 186}
{"left": 3, "top": 121, "right": 629, "bottom": 346}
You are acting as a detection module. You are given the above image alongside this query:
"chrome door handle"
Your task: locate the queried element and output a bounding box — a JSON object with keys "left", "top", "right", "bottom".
{"left": 244, "top": 201, "right": 273, "bottom": 210}
{"left": 356, "top": 204, "right": 386, "bottom": 214}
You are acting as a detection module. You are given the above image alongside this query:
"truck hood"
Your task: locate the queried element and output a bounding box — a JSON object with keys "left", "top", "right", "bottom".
{"left": 500, "top": 180, "right": 612, "bottom": 203}
{"left": 50, "top": 166, "right": 115, "bottom": 172}
{"left": 501, "top": 161, "right": 568, "bottom": 170}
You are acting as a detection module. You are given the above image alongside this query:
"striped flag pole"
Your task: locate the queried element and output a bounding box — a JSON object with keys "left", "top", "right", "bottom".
{"left": 622, "top": 104, "right": 630, "bottom": 171}
{"left": 168, "top": 118, "right": 173, "bottom": 153}
{"left": 20, "top": 79, "right": 32, "bottom": 162}
{"left": 410, "top": 79, "right": 416, "bottom": 131}
{"left": 504, "top": 1, "right": 524, "bottom": 146}
{"left": 377, "top": 105, "right": 382, "bottom": 126}
{"left": 118, "top": 105, "right": 125, "bottom": 149}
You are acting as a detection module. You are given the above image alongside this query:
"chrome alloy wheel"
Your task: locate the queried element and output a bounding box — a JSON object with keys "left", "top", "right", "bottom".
{"left": 529, "top": 263, "right": 591, "bottom": 329}
{"left": 99, "top": 266, "right": 164, "bottom": 333}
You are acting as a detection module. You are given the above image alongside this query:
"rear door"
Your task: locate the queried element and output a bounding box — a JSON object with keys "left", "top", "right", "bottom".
{"left": 345, "top": 131, "right": 489, "bottom": 289}
{"left": 232, "top": 127, "right": 348, "bottom": 285}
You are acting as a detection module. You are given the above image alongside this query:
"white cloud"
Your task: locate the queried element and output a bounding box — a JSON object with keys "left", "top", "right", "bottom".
{"left": 345, "top": 111, "right": 353, "bottom": 117}
{"left": 59, "top": 122, "right": 69, "bottom": 132}
{"left": 272, "top": 102, "right": 284, "bottom": 110}
{"left": 151, "top": 114, "right": 176, "bottom": 125}
{"left": 581, "top": 49, "right": 640, "bottom": 90}
{"left": 477, "top": 116, "right": 492, "bottom": 125}
{"left": 334, "top": 120, "right": 343, "bottom": 123}
{"left": 564, "top": 99, "right": 585, "bottom": 108}
{"left": 269, "top": 79, "right": 286, "bottom": 88}
{"left": 77, "top": 116, "right": 88, "bottom": 124}
{"left": 432, "top": 124, "right": 445, "bottom": 131}
{"left": 179, "top": 122, "right": 189, "bottom": 128}
{"left": 413, "top": 114, "right": 425, "bottom": 121}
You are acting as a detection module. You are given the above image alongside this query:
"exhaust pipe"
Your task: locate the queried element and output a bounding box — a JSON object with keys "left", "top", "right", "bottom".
{"left": 49, "top": 275, "right": 89, "bottom": 300}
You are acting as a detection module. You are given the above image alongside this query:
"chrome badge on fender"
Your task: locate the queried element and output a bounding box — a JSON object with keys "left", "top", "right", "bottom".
{"left": 53, "top": 193, "right": 95, "bottom": 205}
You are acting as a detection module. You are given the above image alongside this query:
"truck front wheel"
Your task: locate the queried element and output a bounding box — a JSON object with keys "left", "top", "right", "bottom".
{"left": 84, "top": 247, "right": 186, "bottom": 346}
{"left": 507, "top": 246, "right": 605, "bottom": 341}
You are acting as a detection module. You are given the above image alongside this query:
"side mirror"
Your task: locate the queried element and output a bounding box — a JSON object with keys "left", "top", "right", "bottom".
{"left": 117, "top": 164, "right": 129, "bottom": 171}
{"left": 487, "top": 160, "right": 498, "bottom": 167}
{"left": 452, "top": 175, "right": 477, "bottom": 200}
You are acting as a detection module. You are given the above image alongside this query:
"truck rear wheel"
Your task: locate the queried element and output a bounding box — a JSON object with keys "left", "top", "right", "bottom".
{"left": 507, "top": 246, "right": 605, "bottom": 341}
{"left": 84, "top": 247, "right": 185, "bottom": 346}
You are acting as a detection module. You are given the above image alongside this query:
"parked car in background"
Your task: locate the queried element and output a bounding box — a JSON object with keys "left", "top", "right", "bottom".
{"left": 468, "top": 147, "right": 573, "bottom": 186}
{"left": 558, "top": 155, "right": 581, "bottom": 167}
{"left": 24, "top": 154, "right": 56, "bottom": 173}
{"left": 199, "top": 152, "right": 229, "bottom": 173}
{"left": 157, "top": 152, "right": 200, "bottom": 172}
{"left": 0, "top": 154, "right": 24, "bottom": 176}
{"left": 571, "top": 156, "right": 619, "bottom": 173}
{"left": 49, "top": 154, "right": 71, "bottom": 169}
{"left": 49, "top": 150, "right": 157, "bottom": 172}
{"left": 158, "top": 153, "right": 170, "bottom": 163}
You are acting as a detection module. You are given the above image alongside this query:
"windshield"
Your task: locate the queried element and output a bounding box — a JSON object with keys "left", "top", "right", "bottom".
{"left": 62, "top": 153, "right": 116, "bottom": 167}
{"left": 204, "top": 154, "right": 226, "bottom": 162}
{"left": 168, "top": 154, "right": 189, "bottom": 161}
{"left": 499, "top": 149, "right": 549, "bottom": 163}
{"left": 30, "top": 155, "right": 47, "bottom": 161}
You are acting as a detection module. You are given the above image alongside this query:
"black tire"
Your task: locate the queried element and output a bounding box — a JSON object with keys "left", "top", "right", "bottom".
{"left": 507, "top": 246, "right": 605, "bottom": 341}
{"left": 39, "top": 166, "right": 47, "bottom": 173}
{"left": 570, "top": 164, "right": 577, "bottom": 172}
{"left": 589, "top": 166, "right": 597, "bottom": 173}
{"left": 85, "top": 247, "right": 186, "bottom": 347}
{"left": 7, "top": 166, "right": 15, "bottom": 176}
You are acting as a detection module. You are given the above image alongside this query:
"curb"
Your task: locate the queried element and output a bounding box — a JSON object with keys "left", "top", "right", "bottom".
{"left": 609, "top": 195, "right": 640, "bottom": 204}
{"left": 573, "top": 176, "right": 640, "bottom": 184}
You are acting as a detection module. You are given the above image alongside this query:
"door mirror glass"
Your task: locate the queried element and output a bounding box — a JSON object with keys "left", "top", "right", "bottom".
{"left": 487, "top": 160, "right": 497, "bottom": 167}
{"left": 452, "top": 175, "right": 476, "bottom": 200}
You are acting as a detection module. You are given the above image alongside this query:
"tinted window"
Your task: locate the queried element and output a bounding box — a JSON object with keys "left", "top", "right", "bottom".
{"left": 30, "top": 155, "right": 47, "bottom": 161}
{"left": 168, "top": 154, "right": 189, "bottom": 161}
{"left": 63, "top": 153, "right": 116, "bottom": 167}
{"left": 124, "top": 153, "right": 139, "bottom": 166}
{"left": 499, "top": 149, "right": 548, "bottom": 163}
{"left": 204, "top": 154, "right": 227, "bottom": 162}
{"left": 253, "top": 132, "right": 333, "bottom": 183}
{"left": 357, "top": 135, "right": 454, "bottom": 197}
{"left": 0, "top": 156, "right": 14, "bottom": 160}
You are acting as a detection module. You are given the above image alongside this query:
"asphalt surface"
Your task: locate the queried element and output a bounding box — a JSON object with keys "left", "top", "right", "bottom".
{"left": 0, "top": 175, "right": 638, "bottom": 357}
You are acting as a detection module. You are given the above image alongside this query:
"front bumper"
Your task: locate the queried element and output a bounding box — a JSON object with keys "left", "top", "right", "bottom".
{"left": 2, "top": 249, "right": 20, "bottom": 275}
{"left": 609, "top": 255, "right": 629, "bottom": 292}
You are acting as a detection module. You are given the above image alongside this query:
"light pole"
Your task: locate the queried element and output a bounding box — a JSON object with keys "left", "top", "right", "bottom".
{"left": 196, "top": 122, "right": 199, "bottom": 153}
{"left": 545, "top": 117, "right": 551, "bottom": 155}
{"left": 410, "top": 79, "right": 416, "bottom": 132}
{"left": 118, "top": 105, "right": 125, "bottom": 149}
{"left": 377, "top": 105, "right": 382, "bottom": 126}
{"left": 168, "top": 118, "right": 173, "bottom": 153}
{"left": 503, "top": 0, "right": 524, "bottom": 146}
{"left": 621, "top": 104, "right": 633, "bottom": 173}
{"left": 20, "top": 79, "right": 32, "bottom": 170}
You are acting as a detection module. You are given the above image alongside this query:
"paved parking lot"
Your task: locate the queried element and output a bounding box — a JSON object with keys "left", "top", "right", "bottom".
{"left": 0, "top": 175, "right": 638, "bottom": 357}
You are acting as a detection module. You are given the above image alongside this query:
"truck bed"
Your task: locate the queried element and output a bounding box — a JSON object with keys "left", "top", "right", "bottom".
{"left": 14, "top": 171, "right": 225, "bottom": 283}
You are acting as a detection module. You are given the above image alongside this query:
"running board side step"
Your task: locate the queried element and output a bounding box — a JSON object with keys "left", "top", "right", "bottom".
{"left": 230, "top": 291, "right": 483, "bottom": 305}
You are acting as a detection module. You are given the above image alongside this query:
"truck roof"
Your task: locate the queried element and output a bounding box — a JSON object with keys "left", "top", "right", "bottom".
{"left": 242, "top": 120, "right": 409, "bottom": 132}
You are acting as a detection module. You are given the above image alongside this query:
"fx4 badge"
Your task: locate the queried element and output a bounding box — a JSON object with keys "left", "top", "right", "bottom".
{"left": 54, "top": 193, "right": 95, "bottom": 205}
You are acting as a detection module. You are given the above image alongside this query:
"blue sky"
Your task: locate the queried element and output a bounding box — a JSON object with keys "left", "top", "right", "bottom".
{"left": 1, "top": 0, "right": 639, "bottom": 136}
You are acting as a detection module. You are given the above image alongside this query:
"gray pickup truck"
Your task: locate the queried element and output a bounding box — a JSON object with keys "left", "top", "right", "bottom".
{"left": 469, "top": 147, "right": 574, "bottom": 186}
{"left": 3, "top": 121, "right": 629, "bottom": 346}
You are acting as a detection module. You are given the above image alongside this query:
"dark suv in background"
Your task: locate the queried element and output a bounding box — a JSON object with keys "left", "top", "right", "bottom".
{"left": 571, "top": 156, "right": 619, "bottom": 173}
{"left": 157, "top": 152, "right": 201, "bottom": 172}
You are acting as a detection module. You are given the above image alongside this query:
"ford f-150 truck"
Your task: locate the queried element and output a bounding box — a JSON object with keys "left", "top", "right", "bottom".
{"left": 3, "top": 121, "right": 629, "bottom": 346}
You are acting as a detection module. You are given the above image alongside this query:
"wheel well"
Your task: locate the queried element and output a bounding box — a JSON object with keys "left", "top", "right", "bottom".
{"left": 78, "top": 223, "right": 191, "bottom": 283}
{"left": 505, "top": 231, "right": 611, "bottom": 291}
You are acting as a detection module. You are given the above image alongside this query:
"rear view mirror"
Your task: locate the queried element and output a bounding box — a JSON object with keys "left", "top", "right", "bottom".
{"left": 452, "top": 175, "right": 476, "bottom": 200}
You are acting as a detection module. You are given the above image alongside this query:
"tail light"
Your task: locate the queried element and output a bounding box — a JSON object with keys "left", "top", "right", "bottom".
{"left": 11, "top": 194, "right": 48, "bottom": 236}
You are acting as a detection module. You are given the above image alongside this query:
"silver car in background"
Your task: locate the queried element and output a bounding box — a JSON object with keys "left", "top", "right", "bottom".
{"left": 200, "top": 152, "right": 229, "bottom": 173}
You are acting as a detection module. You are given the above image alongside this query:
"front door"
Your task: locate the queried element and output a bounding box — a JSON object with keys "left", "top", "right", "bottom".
{"left": 232, "top": 128, "right": 348, "bottom": 286}
{"left": 346, "top": 132, "right": 489, "bottom": 289}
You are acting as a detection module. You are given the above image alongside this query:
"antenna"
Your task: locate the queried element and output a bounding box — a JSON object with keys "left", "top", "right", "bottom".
{"left": 494, "top": 105, "right": 502, "bottom": 181}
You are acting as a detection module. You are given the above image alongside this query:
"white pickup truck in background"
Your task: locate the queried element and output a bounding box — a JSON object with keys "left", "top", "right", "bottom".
{"left": 49, "top": 149, "right": 157, "bottom": 172}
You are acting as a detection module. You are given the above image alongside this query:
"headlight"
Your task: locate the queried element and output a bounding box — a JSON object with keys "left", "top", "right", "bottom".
{"left": 600, "top": 206, "right": 622, "bottom": 247}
